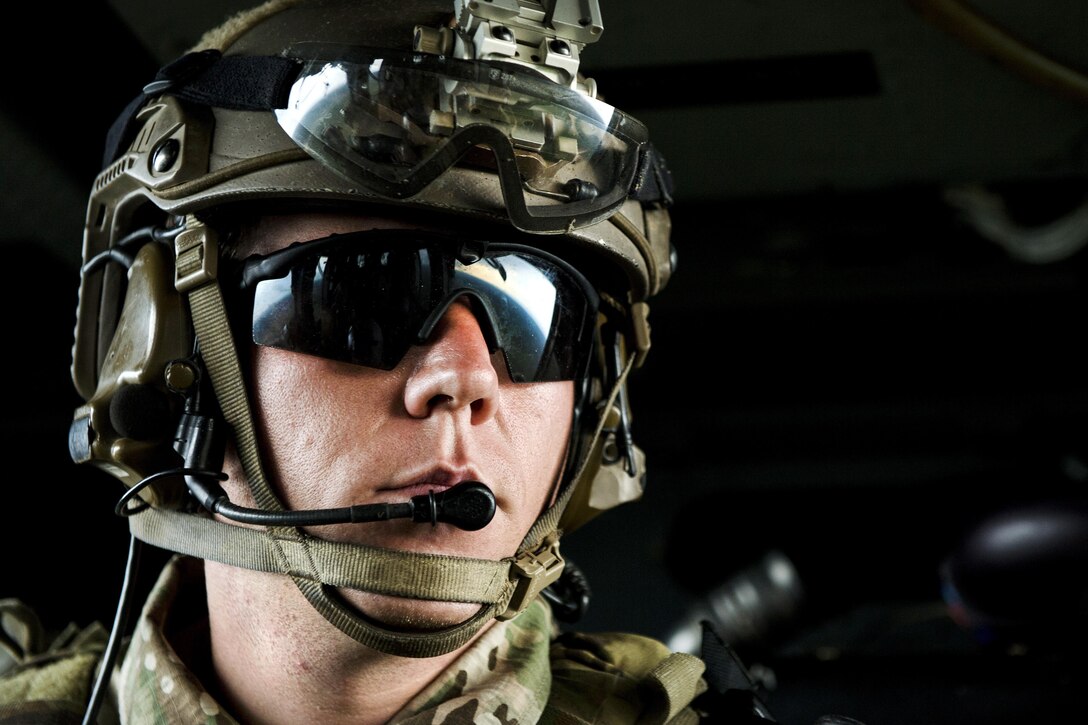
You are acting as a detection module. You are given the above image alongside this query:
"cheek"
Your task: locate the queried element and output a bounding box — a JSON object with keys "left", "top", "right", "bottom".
{"left": 250, "top": 346, "right": 397, "bottom": 423}
{"left": 502, "top": 380, "right": 575, "bottom": 505}
{"left": 521, "top": 381, "right": 574, "bottom": 440}
{"left": 245, "top": 347, "right": 399, "bottom": 495}
{"left": 251, "top": 351, "right": 328, "bottom": 445}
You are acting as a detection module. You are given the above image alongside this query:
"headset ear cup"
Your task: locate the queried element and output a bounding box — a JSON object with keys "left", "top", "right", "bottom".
{"left": 557, "top": 400, "right": 647, "bottom": 535}
{"left": 589, "top": 442, "right": 646, "bottom": 510}
{"left": 71, "top": 241, "right": 192, "bottom": 507}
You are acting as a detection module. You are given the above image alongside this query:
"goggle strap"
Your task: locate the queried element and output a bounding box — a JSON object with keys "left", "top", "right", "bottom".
{"left": 162, "top": 52, "right": 300, "bottom": 112}
{"left": 104, "top": 51, "right": 300, "bottom": 169}
{"left": 632, "top": 142, "right": 675, "bottom": 207}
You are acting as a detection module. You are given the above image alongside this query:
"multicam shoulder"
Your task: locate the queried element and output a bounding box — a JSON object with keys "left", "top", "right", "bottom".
{"left": 545, "top": 629, "right": 708, "bottom": 724}
{"left": 392, "top": 599, "right": 556, "bottom": 724}
{"left": 394, "top": 603, "right": 707, "bottom": 724}
{"left": 0, "top": 599, "right": 111, "bottom": 724}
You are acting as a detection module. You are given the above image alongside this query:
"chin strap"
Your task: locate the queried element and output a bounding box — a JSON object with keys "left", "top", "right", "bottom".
{"left": 128, "top": 509, "right": 513, "bottom": 602}
{"left": 137, "top": 216, "right": 571, "bottom": 657}
{"left": 126, "top": 507, "right": 535, "bottom": 656}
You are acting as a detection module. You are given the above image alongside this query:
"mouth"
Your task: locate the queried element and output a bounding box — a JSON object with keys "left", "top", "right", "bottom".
{"left": 378, "top": 466, "right": 485, "bottom": 501}
{"left": 363, "top": 468, "right": 497, "bottom": 535}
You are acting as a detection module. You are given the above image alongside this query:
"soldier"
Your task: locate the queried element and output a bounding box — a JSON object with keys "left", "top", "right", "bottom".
{"left": 0, "top": 1, "right": 872, "bottom": 723}
{"left": 0, "top": 1, "right": 716, "bottom": 723}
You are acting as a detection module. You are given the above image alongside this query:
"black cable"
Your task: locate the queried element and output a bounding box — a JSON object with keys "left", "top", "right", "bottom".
{"left": 82, "top": 534, "right": 143, "bottom": 725}
{"left": 541, "top": 558, "right": 592, "bottom": 623}
{"left": 114, "top": 467, "right": 228, "bottom": 517}
{"left": 80, "top": 224, "right": 185, "bottom": 275}
{"left": 81, "top": 247, "right": 136, "bottom": 275}
{"left": 184, "top": 474, "right": 496, "bottom": 531}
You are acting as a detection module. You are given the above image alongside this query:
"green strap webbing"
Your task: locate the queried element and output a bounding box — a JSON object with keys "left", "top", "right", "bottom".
{"left": 186, "top": 285, "right": 283, "bottom": 512}
{"left": 174, "top": 220, "right": 280, "bottom": 513}
{"left": 127, "top": 507, "right": 514, "bottom": 603}
{"left": 292, "top": 578, "right": 507, "bottom": 658}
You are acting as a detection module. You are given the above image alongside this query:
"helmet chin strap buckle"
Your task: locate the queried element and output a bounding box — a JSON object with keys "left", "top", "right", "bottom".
{"left": 498, "top": 533, "right": 565, "bottom": 620}
{"left": 174, "top": 217, "right": 219, "bottom": 293}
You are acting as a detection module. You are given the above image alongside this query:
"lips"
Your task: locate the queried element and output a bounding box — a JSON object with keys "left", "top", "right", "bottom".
{"left": 379, "top": 465, "right": 485, "bottom": 501}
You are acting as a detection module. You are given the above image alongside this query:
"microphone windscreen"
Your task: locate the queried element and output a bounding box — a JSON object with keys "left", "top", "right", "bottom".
{"left": 109, "top": 384, "right": 172, "bottom": 441}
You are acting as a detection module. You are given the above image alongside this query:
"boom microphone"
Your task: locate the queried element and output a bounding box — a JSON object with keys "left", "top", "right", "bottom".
{"left": 184, "top": 476, "right": 497, "bottom": 531}
{"left": 174, "top": 410, "right": 496, "bottom": 531}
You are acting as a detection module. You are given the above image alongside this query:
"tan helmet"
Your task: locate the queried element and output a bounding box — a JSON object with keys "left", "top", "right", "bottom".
{"left": 70, "top": 0, "right": 675, "bottom": 657}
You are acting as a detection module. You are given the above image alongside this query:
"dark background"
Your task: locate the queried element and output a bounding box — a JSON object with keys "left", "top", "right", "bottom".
{"left": 4, "top": 1, "right": 1088, "bottom": 723}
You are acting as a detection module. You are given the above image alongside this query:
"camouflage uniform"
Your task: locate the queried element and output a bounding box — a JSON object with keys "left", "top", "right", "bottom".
{"left": 1, "top": 557, "right": 707, "bottom": 724}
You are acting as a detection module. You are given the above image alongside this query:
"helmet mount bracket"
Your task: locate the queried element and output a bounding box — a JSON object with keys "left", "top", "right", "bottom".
{"left": 415, "top": 0, "right": 603, "bottom": 91}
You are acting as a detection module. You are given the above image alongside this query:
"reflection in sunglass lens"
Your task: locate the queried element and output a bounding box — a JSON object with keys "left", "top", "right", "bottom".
{"left": 247, "top": 236, "right": 598, "bottom": 383}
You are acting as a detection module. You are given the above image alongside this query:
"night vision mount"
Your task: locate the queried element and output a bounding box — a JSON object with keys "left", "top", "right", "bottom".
{"left": 414, "top": 0, "right": 604, "bottom": 91}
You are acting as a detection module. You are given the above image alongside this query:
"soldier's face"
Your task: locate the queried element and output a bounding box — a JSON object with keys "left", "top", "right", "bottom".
{"left": 221, "top": 212, "right": 574, "bottom": 630}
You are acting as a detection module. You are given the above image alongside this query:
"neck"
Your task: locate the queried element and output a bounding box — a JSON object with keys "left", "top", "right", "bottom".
{"left": 203, "top": 561, "right": 481, "bottom": 725}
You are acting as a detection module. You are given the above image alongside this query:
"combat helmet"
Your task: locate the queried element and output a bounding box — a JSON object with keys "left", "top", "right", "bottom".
{"left": 70, "top": 0, "right": 676, "bottom": 659}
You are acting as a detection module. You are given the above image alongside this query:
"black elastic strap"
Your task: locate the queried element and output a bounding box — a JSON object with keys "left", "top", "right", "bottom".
{"left": 102, "top": 92, "right": 153, "bottom": 170}
{"left": 101, "top": 50, "right": 301, "bottom": 169}
{"left": 631, "top": 141, "right": 675, "bottom": 207}
{"left": 165, "top": 53, "right": 301, "bottom": 111}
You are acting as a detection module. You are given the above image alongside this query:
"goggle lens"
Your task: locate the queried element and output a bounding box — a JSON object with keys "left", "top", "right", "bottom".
{"left": 274, "top": 44, "right": 650, "bottom": 233}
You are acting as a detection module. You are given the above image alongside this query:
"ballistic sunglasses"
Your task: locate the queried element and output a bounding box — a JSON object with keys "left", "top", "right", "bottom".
{"left": 236, "top": 229, "right": 601, "bottom": 383}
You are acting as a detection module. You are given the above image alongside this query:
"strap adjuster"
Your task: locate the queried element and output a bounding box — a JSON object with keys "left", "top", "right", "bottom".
{"left": 174, "top": 220, "right": 219, "bottom": 292}
{"left": 498, "top": 534, "right": 565, "bottom": 620}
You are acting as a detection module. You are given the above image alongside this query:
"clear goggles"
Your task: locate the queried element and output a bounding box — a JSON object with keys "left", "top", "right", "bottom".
{"left": 234, "top": 230, "right": 601, "bottom": 383}
{"left": 274, "top": 43, "right": 650, "bottom": 234}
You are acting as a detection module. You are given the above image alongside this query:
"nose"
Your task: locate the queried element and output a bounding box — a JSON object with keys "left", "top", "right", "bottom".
{"left": 403, "top": 300, "right": 500, "bottom": 421}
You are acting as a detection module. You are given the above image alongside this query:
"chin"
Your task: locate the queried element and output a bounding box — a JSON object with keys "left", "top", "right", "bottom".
{"left": 338, "top": 587, "right": 486, "bottom": 633}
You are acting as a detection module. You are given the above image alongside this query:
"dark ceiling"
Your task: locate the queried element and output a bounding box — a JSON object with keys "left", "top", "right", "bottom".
{"left": 4, "top": 2, "right": 1088, "bottom": 723}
